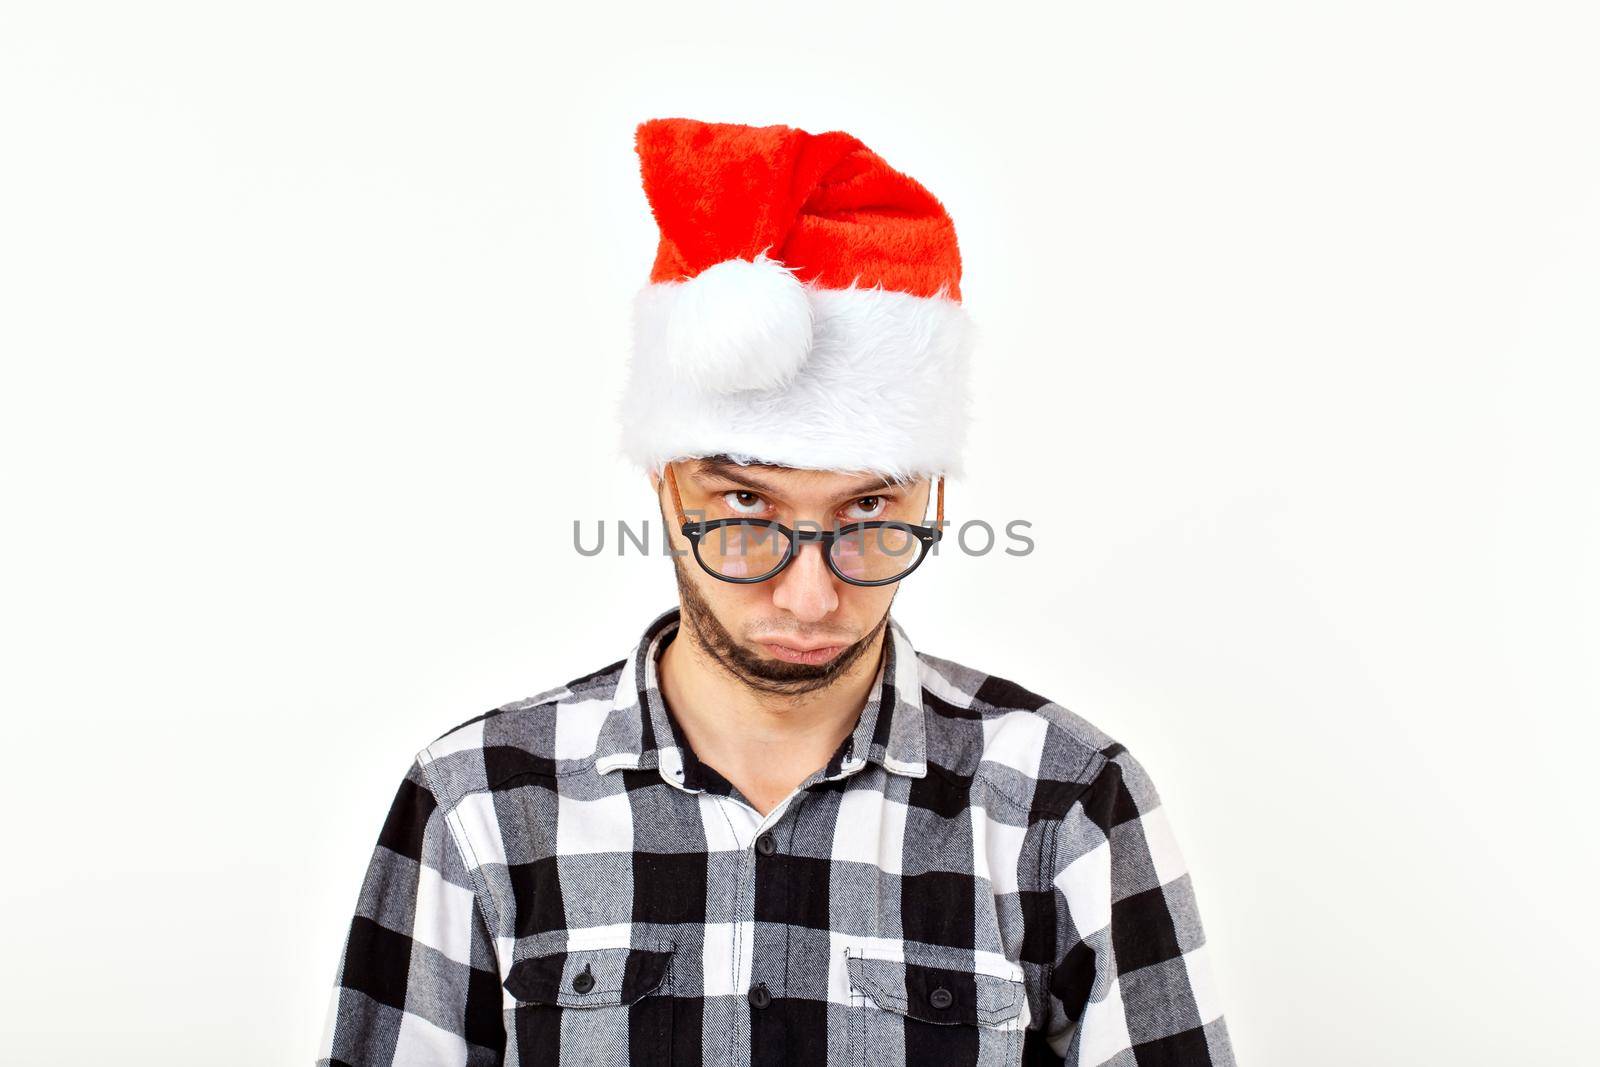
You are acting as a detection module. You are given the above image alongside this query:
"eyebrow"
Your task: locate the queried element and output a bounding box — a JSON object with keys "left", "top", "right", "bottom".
{"left": 690, "top": 457, "right": 902, "bottom": 500}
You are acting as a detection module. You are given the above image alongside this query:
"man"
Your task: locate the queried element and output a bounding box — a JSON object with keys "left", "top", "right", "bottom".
{"left": 319, "top": 118, "right": 1234, "bottom": 1066}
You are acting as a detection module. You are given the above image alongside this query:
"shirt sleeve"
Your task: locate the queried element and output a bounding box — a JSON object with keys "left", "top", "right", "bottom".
{"left": 317, "top": 760, "right": 506, "bottom": 1066}
{"left": 1039, "top": 746, "right": 1235, "bottom": 1066}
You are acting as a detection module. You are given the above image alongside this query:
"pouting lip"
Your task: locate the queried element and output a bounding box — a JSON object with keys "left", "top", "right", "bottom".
{"left": 753, "top": 637, "right": 849, "bottom": 653}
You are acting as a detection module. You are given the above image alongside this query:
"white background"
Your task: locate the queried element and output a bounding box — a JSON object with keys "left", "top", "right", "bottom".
{"left": 2, "top": 2, "right": 1596, "bottom": 1063}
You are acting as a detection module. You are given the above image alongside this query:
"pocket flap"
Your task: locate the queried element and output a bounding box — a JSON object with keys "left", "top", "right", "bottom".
{"left": 846, "top": 952, "right": 1025, "bottom": 1026}
{"left": 505, "top": 940, "right": 674, "bottom": 1008}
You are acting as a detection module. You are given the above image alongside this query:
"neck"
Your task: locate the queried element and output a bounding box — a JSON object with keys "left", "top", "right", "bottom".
{"left": 657, "top": 610, "right": 887, "bottom": 811}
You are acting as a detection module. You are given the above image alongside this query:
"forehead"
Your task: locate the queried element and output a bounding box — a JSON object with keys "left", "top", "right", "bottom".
{"left": 686, "top": 456, "right": 909, "bottom": 496}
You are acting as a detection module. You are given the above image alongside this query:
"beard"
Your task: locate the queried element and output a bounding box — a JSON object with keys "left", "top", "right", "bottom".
{"left": 670, "top": 552, "right": 892, "bottom": 697}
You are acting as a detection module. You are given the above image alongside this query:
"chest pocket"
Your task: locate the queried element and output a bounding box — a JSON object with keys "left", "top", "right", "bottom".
{"left": 846, "top": 949, "right": 1028, "bottom": 1067}
{"left": 504, "top": 939, "right": 675, "bottom": 1067}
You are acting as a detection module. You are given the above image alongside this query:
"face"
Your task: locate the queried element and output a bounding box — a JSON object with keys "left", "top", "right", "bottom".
{"left": 653, "top": 458, "right": 934, "bottom": 697}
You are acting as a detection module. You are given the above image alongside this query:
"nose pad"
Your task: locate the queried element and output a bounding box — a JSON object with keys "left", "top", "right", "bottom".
{"left": 783, "top": 540, "right": 836, "bottom": 583}
{"left": 770, "top": 540, "right": 839, "bottom": 621}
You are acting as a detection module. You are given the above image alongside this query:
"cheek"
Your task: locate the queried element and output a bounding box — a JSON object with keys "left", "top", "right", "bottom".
{"left": 688, "top": 562, "right": 766, "bottom": 617}
{"left": 838, "top": 583, "right": 897, "bottom": 626}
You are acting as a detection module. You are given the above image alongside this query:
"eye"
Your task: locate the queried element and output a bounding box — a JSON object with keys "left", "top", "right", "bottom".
{"left": 722, "top": 490, "right": 767, "bottom": 516}
{"left": 844, "top": 495, "right": 889, "bottom": 520}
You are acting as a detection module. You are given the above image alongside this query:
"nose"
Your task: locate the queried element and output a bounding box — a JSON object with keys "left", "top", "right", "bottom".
{"left": 768, "top": 540, "right": 839, "bottom": 623}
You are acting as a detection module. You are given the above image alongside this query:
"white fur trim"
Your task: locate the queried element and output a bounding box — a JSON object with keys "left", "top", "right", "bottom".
{"left": 621, "top": 283, "right": 973, "bottom": 481}
{"left": 644, "top": 253, "right": 813, "bottom": 395}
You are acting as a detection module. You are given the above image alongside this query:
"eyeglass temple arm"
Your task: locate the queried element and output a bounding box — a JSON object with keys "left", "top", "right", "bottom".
{"left": 663, "top": 462, "right": 688, "bottom": 526}
{"left": 661, "top": 462, "right": 944, "bottom": 527}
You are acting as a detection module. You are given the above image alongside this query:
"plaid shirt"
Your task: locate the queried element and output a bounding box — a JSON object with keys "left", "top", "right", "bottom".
{"left": 319, "top": 606, "right": 1233, "bottom": 1066}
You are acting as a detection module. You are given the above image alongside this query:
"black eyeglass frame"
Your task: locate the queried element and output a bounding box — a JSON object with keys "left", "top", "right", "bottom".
{"left": 662, "top": 462, "right": 946, "bottom": 588}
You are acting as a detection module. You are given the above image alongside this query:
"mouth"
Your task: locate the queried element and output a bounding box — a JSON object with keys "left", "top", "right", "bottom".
{"left": 754, "top": 640, "right": 847, "bottom": 665}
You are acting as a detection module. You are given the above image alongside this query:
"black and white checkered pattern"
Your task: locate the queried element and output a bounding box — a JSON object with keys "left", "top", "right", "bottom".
{"left": 319, "top": 606, "right": 1233, "bottom": 1066}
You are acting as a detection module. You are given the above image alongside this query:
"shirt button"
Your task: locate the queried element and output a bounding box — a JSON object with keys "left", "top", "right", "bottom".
{"left": 572, "top": 969, "right": 595, "bottom": 994}
{"left": 755, "top": 832, "right": 777, "bottom": 856}
{"left": 748, "top": 982, "right": 772, "bottom": 1009}
{"left": 929, "top": 986, "right": 953, "bottom": 1009}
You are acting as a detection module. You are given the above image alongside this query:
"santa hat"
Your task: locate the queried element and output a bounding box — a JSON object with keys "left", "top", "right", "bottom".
{"left": 618, "top": 118, "right": 973, "bottom": 483}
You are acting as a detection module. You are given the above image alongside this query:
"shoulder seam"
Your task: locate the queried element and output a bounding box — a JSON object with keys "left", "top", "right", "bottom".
{"left": 429, "top": 656, "right": 628, "bottom": 748}
{"left": 919, "top": 653, "right": 1113, "bottom": 757}
{"left": 415, "top": 748, "right": 504, "bottom": 935}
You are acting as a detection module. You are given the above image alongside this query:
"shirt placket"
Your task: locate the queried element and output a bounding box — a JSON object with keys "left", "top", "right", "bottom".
{"left": 657, "top": 697, "right": 884, "bottom": 1067}
{"left": 736, "top": 736, "right": 875, "bottom": 1067}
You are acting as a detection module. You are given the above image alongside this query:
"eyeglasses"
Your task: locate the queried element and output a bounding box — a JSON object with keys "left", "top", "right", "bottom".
{"left": 662, "top": 462, "right": 945, "bottom": 587}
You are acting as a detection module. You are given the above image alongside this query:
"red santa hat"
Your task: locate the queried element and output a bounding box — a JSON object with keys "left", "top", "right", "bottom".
{"left": 618, "top": 117, "right": 973, "bottom": 483}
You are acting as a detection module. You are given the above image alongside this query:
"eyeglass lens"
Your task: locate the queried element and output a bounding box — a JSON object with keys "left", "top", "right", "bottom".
{"left": 695, "top": 523, "right": 926, "bottom": 584}
{"left": 697, "top": 524, "right": 790, "bottom": 580}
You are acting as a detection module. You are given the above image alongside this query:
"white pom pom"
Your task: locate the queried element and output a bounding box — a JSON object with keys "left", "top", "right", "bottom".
{"left": 661, "top": 253, "right": 814, "bottom": 394}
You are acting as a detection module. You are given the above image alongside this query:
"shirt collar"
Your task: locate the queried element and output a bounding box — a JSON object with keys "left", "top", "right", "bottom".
{"left": 593, "top": 605, "right": 929, "bottom": 789}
